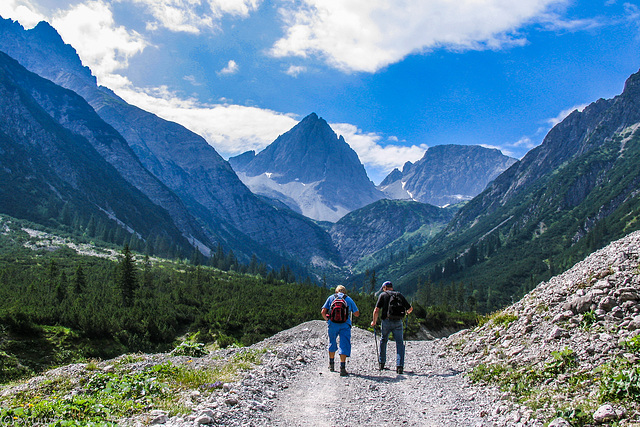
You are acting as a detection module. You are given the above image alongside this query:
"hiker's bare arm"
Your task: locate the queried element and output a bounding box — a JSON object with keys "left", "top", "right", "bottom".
{"left": 353, "top": 310, "right": 360, "bottom": 317}
{"left": 407, "top": 306, "right": 413, "bottom": 314}
{"left": 371, "top": 307, "right": 380, "bottom": 326}
{"left": 321, "top": 308, "right": 329, "bottom": 320}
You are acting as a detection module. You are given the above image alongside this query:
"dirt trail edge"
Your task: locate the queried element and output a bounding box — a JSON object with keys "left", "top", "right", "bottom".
{"left": 258, "top": 321, "right": 502, "bottom": 427}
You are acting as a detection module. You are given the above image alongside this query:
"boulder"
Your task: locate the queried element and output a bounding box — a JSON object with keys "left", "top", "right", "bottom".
{"left": 593, "top": 404, "right": 618, "bottom": 423}
{"left": 598, "top": 296, "right": 616, "bottom": 311}
{"left": 548, "top": 417, "right": 572, "bottom": 427}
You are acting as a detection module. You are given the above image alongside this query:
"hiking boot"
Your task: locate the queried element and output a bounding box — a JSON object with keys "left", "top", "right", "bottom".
{"left": 340, "top": 367, "right": 348, "bottom": 376}
{"left": 379, "top": 363, "right": 385, "bottom": 371}
{"left": 329, "top": 362, "right": 335, "bottom": 372}
{"left": 396, "top": 366, "right": 404, "bottom": 374}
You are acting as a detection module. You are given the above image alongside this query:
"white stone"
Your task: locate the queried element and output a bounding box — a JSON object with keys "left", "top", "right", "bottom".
{"left": 548, "top": 417, "right": 571, "bottom": 427}
{"left": 195, "top": 414, "right": 214, "bottom": 425}
{"left": 593, "top": 404, "right": 618, "bottom": 423}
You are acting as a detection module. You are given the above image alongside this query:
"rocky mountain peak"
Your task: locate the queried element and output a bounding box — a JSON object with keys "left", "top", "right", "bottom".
{"left": 230, "top": 113, "right": 383, "bottom": 222}
{"left": 0, "top": 15, "right": 96, "bottom": 86}
{"left": 623, "top": 69, "right": 640, "bottom": 98}
{"left": 378, "top": 144, "right": 516, "bottom": 206}
{"left": 241, "top": 112, "right": 362, "bottom": 184}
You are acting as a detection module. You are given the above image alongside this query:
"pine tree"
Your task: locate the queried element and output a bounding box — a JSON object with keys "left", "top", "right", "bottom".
{"left": 73, "top": 264, "right": 86, "bottom": 294}
{"left": 369, "top": 270, "right": 377, "bottom": 294}
{"left": 118, "top": 244, "right": 138, "bottom": 306}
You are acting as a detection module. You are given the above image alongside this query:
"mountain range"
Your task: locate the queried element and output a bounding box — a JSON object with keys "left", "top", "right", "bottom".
{"left": 378, "top": 68, "right": 640, "bottom": 311}
{"left": 0, "top": 50, "right": 195, "bottom": 255}
{"left": 0, "top": 16, "right": 338, "bottom": 271}
{"left": 0, "top": 15, "right": 506, "bottom": 278}
{"left": 378, "top": 144, "right": 516, "bottom": 206}
{"left": 2, "top": 14, "right": 640, "bottom": 304}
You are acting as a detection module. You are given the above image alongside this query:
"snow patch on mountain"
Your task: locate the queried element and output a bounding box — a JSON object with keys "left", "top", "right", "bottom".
{"left": 237, "top": 172, "right": 350, "bottom": 222}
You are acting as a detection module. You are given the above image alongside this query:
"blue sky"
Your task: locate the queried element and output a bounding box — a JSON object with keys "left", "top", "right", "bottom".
{"left": 1, "top": 0, "right": 639, "bottom": 184}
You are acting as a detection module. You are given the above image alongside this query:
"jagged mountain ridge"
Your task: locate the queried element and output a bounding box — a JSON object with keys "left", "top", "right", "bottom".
{"left": 229, "top": 113, "right": 383, "bottom": 222}
{"left": 384, "top": 69, "right": 640, "bottom": 307}
{"left": 0, "top": 16, "right": 338, "bottom": 267}
{"left": 378, "top": 144, "right": 516, "bottom": 206}
{"left": 0, "top": 51, "right": 192, "bottom": 252}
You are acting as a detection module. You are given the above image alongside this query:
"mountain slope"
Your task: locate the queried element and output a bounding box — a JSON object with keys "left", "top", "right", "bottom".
{"left": 381, "top": 69, "right": 640, "bottom": 309}
{"left": 230, "top": 113, "right": 383, "bottom": 222}
{"left": 0, "top": 17, "right": 338, "bottom": 267}
{"left": 0, "top": 51, "right": 191, "bottom": 254}
{"left": 378, "top": 144, "right": 516, "bottom": 206}
{"left": 329, "top": 199, "right": 457, "bottom": 267}
{"left": 445, "top": 229, "right": 640, "bottom": 425}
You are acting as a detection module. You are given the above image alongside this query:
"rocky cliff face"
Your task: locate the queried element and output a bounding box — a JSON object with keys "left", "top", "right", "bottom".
{"left": 0, "top": 17, "right": 338, "bottom": 267}
{"left": 378, "top": 144, "right": 516, "bottom": 206}
{"left": 0, "top": 51, "right": 192, "bottom": 249}
{"left": 230, "top": 113, "right": 383, "bottom": 222}
{"left": 450, "top": 70, "right": 640, "bottom": 231}
{"left": 444, "top": 230, "right": 640, "bottom": 425}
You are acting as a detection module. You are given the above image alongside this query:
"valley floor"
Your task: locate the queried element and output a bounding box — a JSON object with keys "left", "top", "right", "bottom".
{"left": 266, "top": 322, "right": 503, "bottom": 426}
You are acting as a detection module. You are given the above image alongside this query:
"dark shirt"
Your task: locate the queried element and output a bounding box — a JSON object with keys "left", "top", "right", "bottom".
{"left": 375, "top": 290, "right": 411, "bottom": 320}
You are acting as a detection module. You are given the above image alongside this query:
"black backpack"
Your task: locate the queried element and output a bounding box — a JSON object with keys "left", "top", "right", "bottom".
{"left": 329, "top": 295, "right": 349, "bottom": 323}
{"left": 386, "top": 291, "right": 406, "bottom": 320}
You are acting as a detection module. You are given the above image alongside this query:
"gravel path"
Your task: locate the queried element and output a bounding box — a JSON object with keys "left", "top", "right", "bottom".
{"left": 263, "top": 321, "right": 502, "bottom": 426}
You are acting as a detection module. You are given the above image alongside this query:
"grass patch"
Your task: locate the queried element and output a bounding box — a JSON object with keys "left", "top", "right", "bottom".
{"left": 0, "top": 348, "right": 266, "bottom": 425}
{"left": 478, "top": 311, "right": 519, "bottom": 328}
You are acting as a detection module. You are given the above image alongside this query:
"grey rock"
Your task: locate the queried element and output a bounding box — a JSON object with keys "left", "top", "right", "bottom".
{"left": 619, "top": 291, "right": 639, "bottom": 302}
{"left": 628, "top": 316, "right": 640, "bottom": 331}
{"left": 225, "top": 397, "right": 239, "bottom": 406}
{"left": 548, "top": 327, "right": 566, "bottom": 340}
{"left": 548, "top": 417, "right": 572, "bottom": 427}
{"left": 195, "top": 414, "right": 214, "bottom": 425}
{"left": 593, "top": 404, "right": 618, "bottom": 423}
{"left": 149, "top": 410, "right": 169, "bottom": 425}
{"left": 598, "top": 296, "right": 617, "bottom": 311}
{"left": 573, "top": 295, "right": 594, "bottom": 313}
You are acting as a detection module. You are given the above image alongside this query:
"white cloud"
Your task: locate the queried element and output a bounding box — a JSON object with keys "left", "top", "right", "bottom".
{"left": 331, "top": 122, "right": 428, "bottom": 183}
{"left": 285, "top": 65, "right": 307, "bottom": 76}
{"left": 51, "top": 1, "right": 147, "bottom": 87}
{"left": 218, "top": 59, "right": 240, "bottom": 75}
{"left": 0, "top": 0, "right": 45, "bottom": 28}
{"left": 271, "top": 0, "right": 568, "bottom": 72}
{"left": 183, "top": 75, "right": 202, "bottom": 86}
{"left": 115, "top": 84, "right": 298, "bottom": 156}
{"left": 546, "top": 103, "right": 588, "bottom": 127}
{"left": 129, "top": 0, "right": 261, "bottom": 33}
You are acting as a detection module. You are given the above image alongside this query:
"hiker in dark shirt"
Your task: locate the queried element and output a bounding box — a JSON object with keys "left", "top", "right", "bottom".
{"left": 321, "top": 285, "right": 359, "bottom": 376}
{"left": 371, "top": 281, "right": 413, "bottom": 374}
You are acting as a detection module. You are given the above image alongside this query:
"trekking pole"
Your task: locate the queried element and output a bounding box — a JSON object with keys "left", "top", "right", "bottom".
{"left": 373, "top": 325, "right": 380, "bottom": 367}
{"left": 403, "top": 315, "right": 407, "bottom": 336}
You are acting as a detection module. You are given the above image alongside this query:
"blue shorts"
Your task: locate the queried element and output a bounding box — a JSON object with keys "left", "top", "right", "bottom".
{"left": 327, "top": 321, "right": 352, "bottom": 357}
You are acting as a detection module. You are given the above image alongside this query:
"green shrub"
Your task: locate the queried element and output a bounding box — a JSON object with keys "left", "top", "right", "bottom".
{"left": 555, "top": 406, "right": 591, "bottom": 426}
{"left": 598, "top": 359, "right": 640, "bottom": 402}
{"left": 621, "top": 335, "right": 640, "bottom": 353}
{"left": 0, "top": 350, "right": 32, "bottom": 382}
{"left": 546, "top": 347, "right": 577, "bottom": 375}
{"left": 171, "top": 341, "right": 208, "bottom": 357}
{"left": 478, "top": 311, "right": 518, "bottom": 328}
{"left": 579, "top": 310, "right": 597, "bottom": 330}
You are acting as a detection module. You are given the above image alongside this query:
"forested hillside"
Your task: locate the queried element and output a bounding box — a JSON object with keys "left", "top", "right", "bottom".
{"left": 0, "top": 215, "right": 380, "bottom": 382}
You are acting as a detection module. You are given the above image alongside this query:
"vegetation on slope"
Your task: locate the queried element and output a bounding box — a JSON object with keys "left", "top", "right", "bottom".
{"left": 0, "top": 215, "right": 377, "bottom": 383}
